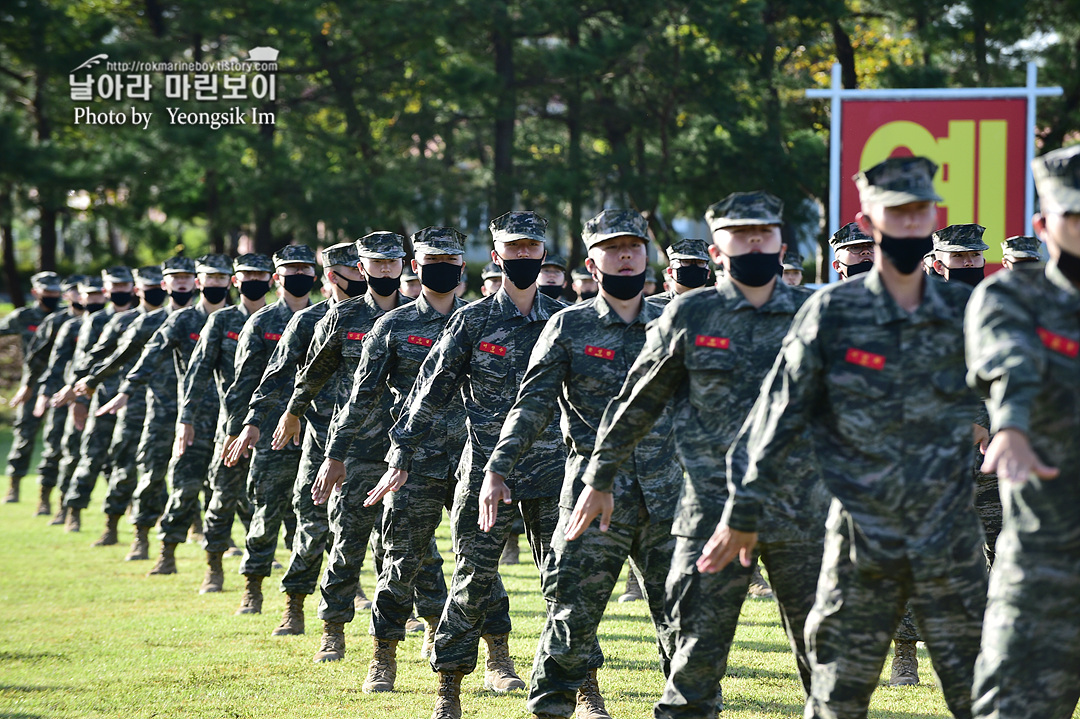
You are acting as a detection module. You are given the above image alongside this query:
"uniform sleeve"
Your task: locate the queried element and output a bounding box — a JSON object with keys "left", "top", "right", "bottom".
{"left": 181, "top": 314, "right": 222, "bottom": 425}
{"left": 386, "top": 311, "right": 471, "bottom": 471}
{"left": 289, "top": 310, "right": 340, "bottom": 418}
{"left": 85, "top": 317, "right": 147, "bottom": 388}
{"left": 325, "top": 319, "right": 392, "bottom": 463}
{"left": 582, "top": 309, "right": 688, "bottom": 493}
{"left": 118, "top": 319, "right": 175, "bottom": 397}
{"left": 485, "top": 317, "right": 569, "bottom": 478}
{"left": 20, "top": 319, "right": 53, "bottom": 387}
{"left": 722, "top": 296, "right": 826, "bottom": 533}
{"left": 243, "top": 312, "right": 311, "bottom": 428}
{"left": 225, "top": 317, "right": 269, "bottom": 435}
{"left": 0, "top": 308, "right": 23, "bottom": 335}
{"left": 41, "top": 322, "right": 78, "bottom": 396}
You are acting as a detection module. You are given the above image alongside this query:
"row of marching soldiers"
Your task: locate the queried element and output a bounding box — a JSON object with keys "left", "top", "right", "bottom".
{"left": 3, "top": 144, "right": 1079, "bottom": 719}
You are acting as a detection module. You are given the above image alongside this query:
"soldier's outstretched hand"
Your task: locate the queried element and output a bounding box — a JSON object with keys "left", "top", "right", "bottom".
{"left": 564, "top": 485, "right": 613, "bottom": 541}
{"left": 697, "top": 522, "right": 757, "bottom": 574}
{"left": 50, "top": 386, "right": 76, "bottom": 408}
{"left": 73, "top": 378, "right": 94, "bottom": 398}
{"left": 71, "top": 403, "right": 88, "bottom": 431}
{"left": 225, "top": 425, "right": 260, "bottom": 467}
{"left": 174, "top": 422, "right": 195, "bottom": 458}
{"left": 311, "top": 458, "right": 345, "bottom": 505}
{"left": 365, "top": 467, "right": 408, "bottom": 507}
{"left": 9, "top": 385, "right": 29, "bottom": 407}
{"left": 95, "top": 392, "right": 128, "bottom": 416}
{"left": 32, "top": 393, "right": 49, "bottom": 418}
{"left": 981, "top": 427, "right": 1059, "bottom": 484}
{"left": 479, "top": 471, "right": 512, "bottom": 532}
{"left": 272, "top": 412, "right": 303, "bottom": 450}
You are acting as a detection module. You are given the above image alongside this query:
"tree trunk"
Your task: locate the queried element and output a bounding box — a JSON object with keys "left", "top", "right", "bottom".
{"left": 254, "top": 110, "right": 275, "bottom": 255}
{"left": 566, "top": 19, "right": 584, "bottom": 272}
{"left": 492, "top": 0, "right": 515, "bottom": 216}
{"left": 1, "top": 188, "right": 24, "bottom": 307}
{"left": 831, "top": 18, "right": 858, "bottom": 89}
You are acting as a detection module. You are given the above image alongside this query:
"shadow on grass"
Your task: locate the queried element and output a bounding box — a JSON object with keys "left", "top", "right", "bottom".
{"left": 0, "top": 713, "right": 45, "bottom": 719}
{"left": 0, "top": 650, "right": 68, "bottom": 662}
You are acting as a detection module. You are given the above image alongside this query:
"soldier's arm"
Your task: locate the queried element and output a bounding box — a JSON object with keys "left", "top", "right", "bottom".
{"left": 40, "top": 323, "right": 78, "bottom": 397}
{"left": 83, "top": 316, "right": 150, "bottom": 388}
{"left": 0, "top": 308, "right": 24, "bottom": 335}
{"left": 244, "top": 311, "right": 313, "bottom": 429}
{"left": 180, "top": 314, "right": 222, "bottom": 426}
{"left": 117, "top": 319, "right": 175, "bottom": 397}
{"left": 288, "top": 309, "right": 341, "bottom": 418}
{"left": 20, "top": 318, "right": 54, "bottom": 387}
{"left": 224, "top": 318, "right": 269, "bottom": 436}
{"left": 325, "top": 319, "right": 394, "bottom": 463}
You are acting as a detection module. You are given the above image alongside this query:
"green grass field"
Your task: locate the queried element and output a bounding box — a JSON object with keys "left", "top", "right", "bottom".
{"left": 0, "top": 427, "right": 1021, "bottom": 719}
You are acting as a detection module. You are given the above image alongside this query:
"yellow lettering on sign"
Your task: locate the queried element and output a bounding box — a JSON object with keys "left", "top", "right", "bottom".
{"left": 978, "top": 120, "right": 1007, "bottom": 258}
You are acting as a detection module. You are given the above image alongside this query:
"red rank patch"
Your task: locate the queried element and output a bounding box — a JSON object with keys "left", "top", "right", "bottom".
{"left": 408, "top": 335, "right": 433, "bottom": 347}
{"left": 694, "top": 335, "right": 730, "bottom": 349}
{"left": 226, "top": 331, "right": 239, "bottom": 340}
{"left": 189, "top": 333, "right": 200, "bottom": 341}
{"left": 585, "top": 345, "right": 615, "bottom": 360}
{"left": 28, "top": 325, "right": 38, "bottom": 332}
{"left": 479, "top": 341, "right": 507, "bottom": 356}
{"left": 1037, "top": 327, "right": 1080, "bottom": 358}
{"left": 264, "top": 332, "right": 282, "bottom": 341}
{"left": 845, "top": 347, "right": 886, "bottom": 370}
{"left": 347, "top": 331, "right": 365, "bottom": 341}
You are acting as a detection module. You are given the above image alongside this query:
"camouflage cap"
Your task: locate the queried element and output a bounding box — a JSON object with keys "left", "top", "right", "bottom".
{"left": 322, "top": 242, "right": 361, "bottom": 268}
{"left": 1032, "top": 144, "right": 1080, "bottom": 214}
{"left": 1001, "top": 235, "right": 1042, "bottom": 260}
{"left": 481, "top": 262, "right": 502, "bottom": 280}
{"left": 829, "top": 222, "right": 874, "bottom": 250}
{"left": 570, "top": 266, "right": 593, "bottom": 281}
{"left": 401, "top": 265, "right": 419, "bottom": 281}
{"left": 101, "top": 266, "right": 133, "bottom": 284}
{"left": 782, "top": 250, "right": 805, "bottom": 271}
{"left": 161, "top": 256, "right": 196, "bottom": 275}
{"left": 489, "top": 211, "right": 548, "bottom": 244}
{"left": 541, "top": 253, "right": 568, "bottom": 271}
{"left": 356, "top": 231, "right": 406, "bottom": 260}
{"left": 61, "top": 274, "right": 86, "bottom": 292}
{"left": 31, "top": 271, "right": 62, "bottom": 292}
{"left": 195, "top": 253, "right": 234, "bottom": 275}
{"left": 667, "top": 238, "right": 710, "bottom": 262}
{"left": 134, "top": 266, "right": 163, "bottom": 285}
{"left": 582, "top": 209, "right": 650, "bottom": 249}
{"left": 933, "top": 224, "right": 989, "bottom": 253}
{"left": 705, "top": 191, "right": 784, "bottom": 232}
{"left": 273, "top": 244, "right": 317, "bottom": 268}
{"left": 233, "top": 253, "right": 274, "bottom": 273}
{"left": 77, "top": 276, "right": 105, "bottom": 293}
{"left": 411, "top": 226, "right": 466, "bottom": 256}
{"left": 854, "top": 156, "right": 943, "bottom": 207}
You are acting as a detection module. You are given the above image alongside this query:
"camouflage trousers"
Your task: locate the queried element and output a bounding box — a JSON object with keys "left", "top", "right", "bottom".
{"left": 36, "top": 405, "right": 69, "bottom": 488}
{"left": 279, "top": 429, "right": 329, "bottom": 595}
{"left": 804, "top": 516, "right": 986, "bottom": 719}
{"left": 430, "top": 483, "right": 559, "bottom": 675}
{"left": 157, "top": 421, "right": 217, "bottom": 545}
{"left": 202, "top": 423, "right": 252, "bottom": 554}
{"left": 239, "top": 446, "right": 301, "bottom": 578}
{"left": 528, "top": 503, "right": 676, "bottom": 718}
{"left": 130, "top": 392, "right": 176, "bottom": 528}
{"left": 56, "top": 406, "right": 87, "bottom": 505}
{"left": 973, "top": 450, "right": 1001, "bottom": 567}
{"left": 654, "top": 537, "right": 822, "bottom": 719}
{"left": 101, "top": 398, "right": 146, "bottom": 516}
{"left": 5, "top": 394, "right": 43, "bottom": 478}
{"left": 64, "top": 395, "right": 119, "bottom": 510}
{"left": 972, "top": 537, "right": 1080, "bottom": 719}
{"left": 370, "top": 469, "right": 467, "bottom": 639}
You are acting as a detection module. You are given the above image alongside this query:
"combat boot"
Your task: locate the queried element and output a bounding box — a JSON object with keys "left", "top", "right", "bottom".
{"left": 35, "top": 485, "right": 51, "bottom": 516}
{"left": 199, "top": 551, "right": 224, "bottom": 594}
{"left": 362, "top": 638, "right": 399, "bottom": 693}
{"left": 406, "top": 613, "right": 425, "bottom": 633}
{"left": 354, "top": 581, "right": 372, "bottom": 611}
{"left": 125, "top": 525, "right": 150, "bottom": 561}
{"left": 500, "top": 533, "right": 520, "bottom": 565}
{"left": 188, "top": 514, "right": 204, "bottom": 544}
{"left": 890, "top": 639, "right": 920, "bottom": 686}
{"left": 419, "top": 616, "right": 439, "bottom": 659}
{"left": 64, "top": 507, "right": 81, "bottom": 533}
{"left": 148, "top": 542, "right": 178, "bottom": 575}
{"left": 575, "top": 668, "right": 611, "bottom": 719}
{"left": 5, "top": 476, "right": 20, "bottom": 503}
{"left": 223, "top": 537, "right": 243, "bottom": 558}
{"left": 92, "top": 513, "right": 122, "bottom": 547}
{"left": 617, "top": 572, "right": 643, "bottom": 603}
{"left": 482, "top": 633, "right": 526, "bottom": 692}
{"left": 431, "top": 671, "right": 464, "bottom": 719}
{"left": 49, "top": 505, "right": 67, "bottom": 526}
{"left": 271, "top": 593, "right": 306, "bottom": 636}
{"left": 748, "top": 563, "right": 773, "bottom": 598}
{"left": 312, "top": 621, "right": 345, "bottom": 662}
{"left": 235, "top": 574, "right": 263, "bottom": 614}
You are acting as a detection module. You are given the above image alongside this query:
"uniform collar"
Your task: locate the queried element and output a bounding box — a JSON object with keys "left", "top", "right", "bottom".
{"left": 863, "top": 266, "right": 957, "bottom": 325}
{"left": 491, "top": 286, "right": 557, "bottom": 322}
{"left": 714, "top": 275, "right": 798, "bottom": 314}
{"left": 593, "top": 293, "right": 655, "bottom": 327}
{"left": 413, "top": 291, "right": 467, "bottom": 319}
{"left": 362, "top": 290, "right": 407, "bottom": 315}
{"left": 1045, "top": 258, "right": 1080, "bottom": 309}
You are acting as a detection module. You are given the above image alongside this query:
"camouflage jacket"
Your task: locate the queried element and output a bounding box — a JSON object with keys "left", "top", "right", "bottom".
{"left": 74, "top": 307, "right": 149, "bottom": 408}
{"left": 40, "top": 315, "right": 85, "bottom": 398}
{"left": 85, "top": 307, "right": 170, "bottom": 392}
{"left": 21, "top": 308, "right": 78, "bottom": 390}
{"left": 488, "top": 295, "right": 680, "bottom": 524}
{"left": 388, "top": 289, "right": 566, "bottom": 498}
{"left": 327, "top": 292, "right": 467, "bottom": 473}
{"left": 224, "top": 298, "right": 309, "bottom": 445}
{"left": 644, "top": 289, "right": 676, "bottom": 309}
{"left": 66, "top": 307, "right": 119, "bottom": 406}
{"left": 0, "top": 304, "right": 49, "bottom": 355}
{"left": 724, "top": 269, "right": 983, "bottom": 579}
{"left": 966, "top": 258, "right": 1080, "bottom": 553}
{"left": 180, "top": 304, "right": 252, "bottom": 425}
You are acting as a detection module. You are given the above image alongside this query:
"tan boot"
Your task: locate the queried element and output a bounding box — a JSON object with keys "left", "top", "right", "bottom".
{"left": 148, "top": 542, "right": 178, "bottom": 575}
{"left": 5, "top": 476, "right": 20, "bottom": 503}
{"left": 188, "top": 514, "right": 204, "bottom": 544}
{"left": 747, "top": 562, "right": 773, "bottom": 599}
{"left": 271, "top": 593, "right": 306, "bottom": 636}
{"left": 500, "top": 533, "right": 521, "bottom": 565}
{"left": 617, "top": 572, "right": 643, "bottom": 603}
{"left": 64, "top": 507, "right": 81, "bottom": 533}
{"left": 890, "top": 640, "right": 920, "bottom": 686}
{"left": 362, "top": 638, "right": 399, "bottom": 693}
{"left": 92, "top": 513, "right": 122, "bottom": 547}
{"left": 49, "top": 505, "right": 67, "bottom": 526}
{"left": 312, "top": 621, "right": 346, "bottom": 662}
{"left": 575, "top": 668, "right": 611, "bottom": 719}
{"left": 431, "top": 671, "right": 464, "bottom": 719}
{"left": 419, "top": 616, "right": 439, "bottom": 660}
{"left": 125, "top": 525, "right": 150, "bottom": 561}
{"left": 354, "top": 581, "right": 372, "bottom": 611}
{"left": 482, "top": 633, "right": 526, "bottom": 693}
{"left": 36, "top": 485, "right": 52, "bottom": 516}
{"left": 199, "top": 551, "right": 225, "bottom": 594}
{"left": 223, "top": 537, "right": 243, "bottom": 558}
{"left": 235, "top": 574, "right": 264, "bottom": 615}
{"left": 405, "top": 613, "right": 425, "bottom": 633}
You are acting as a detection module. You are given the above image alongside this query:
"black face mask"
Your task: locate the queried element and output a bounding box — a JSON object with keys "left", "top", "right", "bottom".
{"left": 497, "top": 256, "right": 543, "bottom": 290}
{"left": 674, "top": 265, "right": 710, "bottom": 289}
{"left": 201, "top": 286, "right": 230, "bottom": 304}
{"left": 945, "top": 266, "right": 984, "bottom": 287}
{"left": 108, "top": 291, "right": 132, "bottom": 307}
{"left": 72, "top": 301, "right": 85, "bottom": 311}
{"left": 40, "top": 296, "right": 60, "bottom": 312}
{"left": 579, "top": 290, "right": 598, "bottom": 301}
{"left": 282, "top": 274, "right": 316, "bottom": 299}
{"left": 169, "top": 289, "right": 194, "bottom": 306}
{"left": 85, "top": 302, "right": 106, "bottom": 314}
{"left": 878, "top": 233, "right": 934, "bottom": 275}
{"left": 333, "top": 277, "right": 367, "bottom": 298}
{"left": 367, "top": 275, "right": 400, "bottom": 297}
{"left": 419, "top": 262, "right": 462, "bottom": 294}
{"left": 1055, "top": 246, "right": 1080, "bottom": 284}
{"left": 727, "top": 252, "right": 781, "bottom": 287}
{"left": 598, "top": 270, "right": 646, "bottom": 300}
{"left": 538, "top": 285, "right": 564, "bottom": 299}
{"left": 239, "top": 280, "right": 270, "bottom": 301}
{"left": 839, "top": 259, "right": 873, "bottom": 277}
{"left": 140, "top": 287, "right": 166, "bottom": 307}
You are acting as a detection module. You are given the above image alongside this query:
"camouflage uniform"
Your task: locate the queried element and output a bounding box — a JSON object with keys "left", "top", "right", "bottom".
{"left": 967, "top": 146, "right": 1080, "bottom": 719}
{"left": 388, "top": 222, "right": 566, "bottom": 676}
{"left": 489, "top": 262, "right": 682, "bottom": 718}
{"left": 39, "top": 309, "right": 88, "bottom": 502}
{"left": 1000, "top": 234, "right": 1043, "bottom": 265}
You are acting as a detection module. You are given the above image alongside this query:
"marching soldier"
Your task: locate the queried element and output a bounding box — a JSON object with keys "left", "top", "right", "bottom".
{"left": 1000, "top": 234, "right": 1042, "bottom": 269}
{"left": 537, "top": 253, "right": 568, "bottom": 300}
{"left": 781, "top": 249, "right": 804, "bottom": 286}
{"left": 481, "top": 262, "right": 503, "bottom": 296}
{"left": 931, "top": 224, "right": 989, "bottom": 286}
{"left": 829, "top": 222, "right": 874, "bottom": 280}
{"left": 400, "top": 265, "right": 422, "bottom": 298}
{"left": 570, "top": 266, "right": 598, "bottom": 302}
{"left": 648, "top": 238, "right": 711, "bottom": 307}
